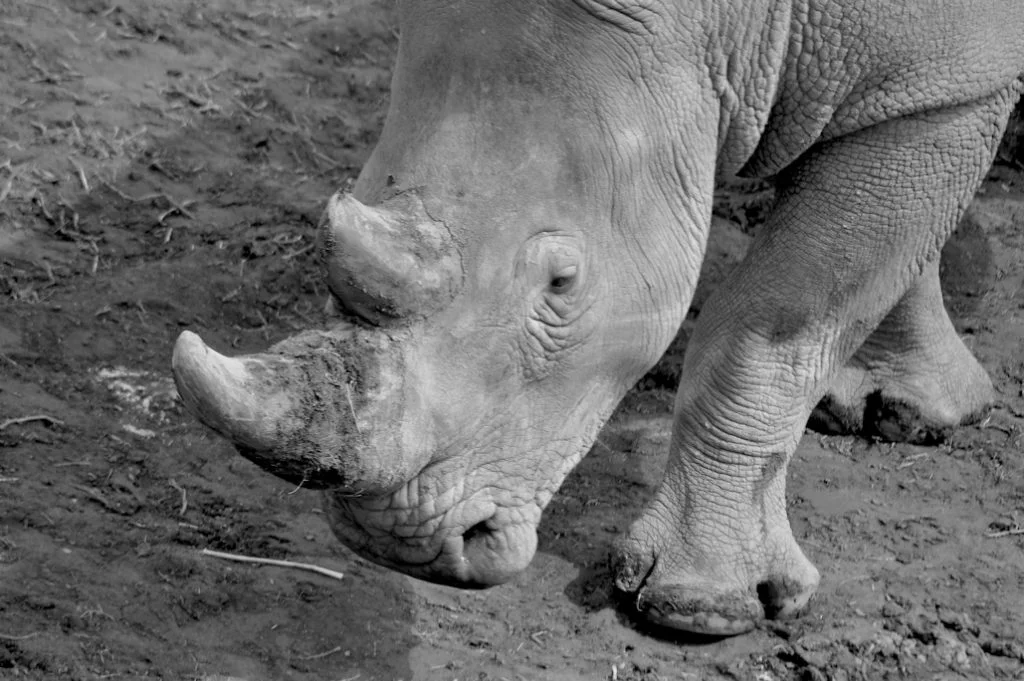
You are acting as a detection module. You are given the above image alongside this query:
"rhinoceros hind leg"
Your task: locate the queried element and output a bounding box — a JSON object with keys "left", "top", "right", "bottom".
{"left": 809, "top": 260, "right": 995, "bottom": 444}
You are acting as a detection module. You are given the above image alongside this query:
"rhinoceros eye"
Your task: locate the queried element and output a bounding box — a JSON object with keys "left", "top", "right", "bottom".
{"left": 549, "top": 265, "right": 578, "bottom": 294}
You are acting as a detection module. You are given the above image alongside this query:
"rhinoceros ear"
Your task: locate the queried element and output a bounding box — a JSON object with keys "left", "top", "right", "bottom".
{"left": 318, "top": 193, "right": 462, "bottom": 324}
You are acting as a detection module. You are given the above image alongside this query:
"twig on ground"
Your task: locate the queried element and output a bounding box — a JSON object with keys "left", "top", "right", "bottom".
{"left": 308, "top": 146, "right": 343, "bottom": 170}
{"left": 0, "top": 631, "right": 40, "bottom": 641}
{"left": 800, "top": 539, "right": 841, "bottom": 557}
{"left": 39, "top": 259, "right": 55, "bottom": 285}
{"left": 979, "top": 414, "right": 1015, "bottom": 435}
{"left": 0, "top": 414, "right": 65, "bottom": 431}
{"left": 54, "top": 85, "right": 92, "bottom": 107}
{"left": 26, "top": 2, "right": 58, "bottom": 14}
{"left": 168, "top": 479, "right": 188, "bottom": 516}
{"left": 200, "top": 548, "right": 344, "bottom": 581}
{"left": 101, "top": 180, "right": 196, "bottom": 220}
{"left": 31, "top": 191, "right": 54, "bottom": 222}
{"left": 345, "top": 383, "right": 361, "bottom": 434}
{"left": 157, "top": 201, "right": 196, "bottom": 223}
{"left": 70, "top": 158, "right": 89, "bottom": 191}
{"left": 29, "top": 58, "right": 68, "bottom": 85}
{"left": 72, "top": 484, "right": 118, "bottom": 512}
{"left": 296, "top": 645, "right": 344, "bottom": 661}
{"left": 165, "top": 86, "right": 219, "bottom": 112}
{"left": 0, "top": 477, "right": 19, "bottom": 483}
{"left": 0, "top": 175, "right": 14, "bottom": 204}
{"left": 282, "top": 243, "right": 315, "bottom": 260}
{"left": 987, "top": 526, "right": 1024, "bottom": 539}
{"left": 897, "top": 452, "right": 931, "bottom": 470}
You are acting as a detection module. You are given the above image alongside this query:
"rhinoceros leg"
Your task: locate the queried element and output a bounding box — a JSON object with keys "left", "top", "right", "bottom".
{"left": 809, "top": 258, "right": 994, "bottom": 443}
{"left": 614, "top": 88, "right": 1019, "bottom": 636}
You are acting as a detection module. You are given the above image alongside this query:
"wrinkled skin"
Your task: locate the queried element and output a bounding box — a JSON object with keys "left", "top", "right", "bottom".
{"left": 172, "top": 0, "right": 1024, "bottom": 635}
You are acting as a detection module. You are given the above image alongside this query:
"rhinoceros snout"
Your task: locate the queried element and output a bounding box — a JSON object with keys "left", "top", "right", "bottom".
{"left": 318, "top": 192, "right": 462, "bottom": 325}
{"left": 324, "top": 493, "right": 540, "bottom": 588}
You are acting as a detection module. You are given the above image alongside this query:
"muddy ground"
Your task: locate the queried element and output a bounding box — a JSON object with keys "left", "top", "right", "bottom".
{"left": 1, "top": 2, "right": 1023, "bottom": 680}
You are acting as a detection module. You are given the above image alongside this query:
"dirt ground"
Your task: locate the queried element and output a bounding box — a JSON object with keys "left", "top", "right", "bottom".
{"left": 1, "top": 2, "right": 1023, "bottom": 680}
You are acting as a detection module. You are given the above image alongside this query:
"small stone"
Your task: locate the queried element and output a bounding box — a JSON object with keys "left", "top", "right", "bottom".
{"left": 872, "top": 631, "right": 901, "bottom": 657}
{"left": 799, "top": 667, "right": 827, "bottom": 681}
{"left": 795, "top": 632, "right": 833, "bottom": 652}
{"left": 937, "top": 607, "right": 979, "bottom": 635}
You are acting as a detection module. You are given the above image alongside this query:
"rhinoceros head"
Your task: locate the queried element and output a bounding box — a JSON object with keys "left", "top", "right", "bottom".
{"left": 172, "top": 0, "right": 714, "bottom": 587}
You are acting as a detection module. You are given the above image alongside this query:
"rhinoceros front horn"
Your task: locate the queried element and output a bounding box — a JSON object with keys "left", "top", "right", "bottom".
{"left": 172, "top": 330, "right": 311, "bottom": 452}
{"left": 171, "top": 329, "right": 406, "bottom": 493}
{"left": 319, "top": 192, "right": 462, "bottom": 323}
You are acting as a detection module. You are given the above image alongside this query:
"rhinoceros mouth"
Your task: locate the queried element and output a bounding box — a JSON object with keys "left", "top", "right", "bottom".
{"left": 323, "top": 491, "right": 540, "bottom": 588}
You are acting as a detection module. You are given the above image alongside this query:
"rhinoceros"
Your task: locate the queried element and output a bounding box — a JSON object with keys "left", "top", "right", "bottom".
{"left": 172, "top": 0, "right": 1024, "bottom": 636}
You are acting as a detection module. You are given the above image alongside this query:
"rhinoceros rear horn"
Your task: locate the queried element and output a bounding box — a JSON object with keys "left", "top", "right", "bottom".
{"left": 318, "top": 193, "right": 462, "bottom": 324}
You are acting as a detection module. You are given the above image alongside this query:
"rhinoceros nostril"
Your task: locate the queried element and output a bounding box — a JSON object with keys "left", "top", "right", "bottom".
{"left": 462, "top": 520, "right": 491, "bottom": 544}
{"left": 456, "top": 516, "right": 538, "bottom": 588}
{"left": 756, "top": 576, "right": 807, "bottom": 620}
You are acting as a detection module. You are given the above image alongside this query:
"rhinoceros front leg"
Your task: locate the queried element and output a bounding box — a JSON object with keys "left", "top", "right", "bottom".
{"left": 614, "top": 88, "right": 1018, "bottom": 636}
{"left": 810, "top": 257, "right": 994, "bottom": 443}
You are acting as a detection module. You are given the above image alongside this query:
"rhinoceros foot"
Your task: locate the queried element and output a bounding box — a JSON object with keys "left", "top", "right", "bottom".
{"left": 809, "top": 334, "right": 994, "bottom": 445}
{"left": 612, "top": 487, "right": 820, "bottom": 636}
{"left": 626, "top": 579, "right": 766, "bottom": 637}
{"left": 809, "top": 260, "right": 995, "bottom": 444}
